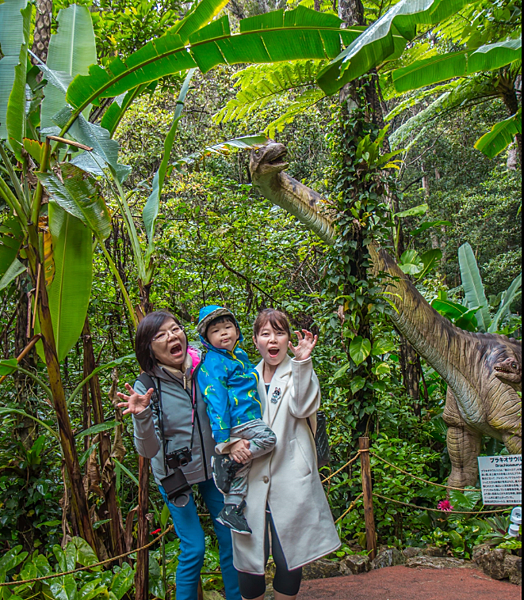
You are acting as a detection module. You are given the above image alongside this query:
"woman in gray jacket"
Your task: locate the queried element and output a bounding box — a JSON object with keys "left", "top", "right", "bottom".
{"left": 117, "top": 310, "right": 241, "bottom": 600}
{"left": 229, "top": 308, "right": 340, "bottom": 600}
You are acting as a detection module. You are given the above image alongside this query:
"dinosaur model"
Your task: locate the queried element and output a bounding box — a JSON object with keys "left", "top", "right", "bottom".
{"left": 249, "top": 141, "right": 522, "bottom": 488}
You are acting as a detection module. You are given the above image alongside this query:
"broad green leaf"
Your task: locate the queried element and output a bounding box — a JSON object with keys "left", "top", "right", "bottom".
{"left": 49, "top": 573, "right": 77, "bottom": 600}
{"left": 65, "top": 8, "right": 360, "bottom": 122}
{"left": 454, "top": 308, "right": 480, "bottom": 332}
{"left": 0, "top": 257, "right": 26, "bottom": 291}
{"left": 317, "top": 0, "right": 477, "bottom": 95}
{"left": 350, "top": 375, "right": 366, "bottom": 394}
{"left": 45, "top": 203, "right": 93, "bottom": 362}
{"left": 349, "top": 336, "right": 371, "bottom": 366}
{"left": 5, "top": 2, "right": 31, "bottom": 159}
{"left": 0, "top": 357, "right": 17, "bottom": 376}
{"left": 474, "top": 110, "right": 522, "bottom": 159}
{"left": 431, "top": 298, "right": 468, "bottom": 319}
{"left": 410, "top": 219, "right": 451, "bottom": 236}
{"left": 110, "top": 563, "right": 135, "bottom": 600}
{"left": 416, "top": 248, "right": 442, "bottom": 279}
{"left": 170, "top": 0, "right": 231, "bottom": 43}
{"left": 52, "top": 107, "right": 131, "bottom": 183}
{"left": 371, "top": 338, "right": 396, "bottom": 355}
{"left": 76, "top": 420, "right": 118, "bottom": 438}
{"left": 23, "top": 137, "right": 44, "bottom": 163}
{"left": 489, "top": 273, "right": 522, "bottom": 333}
{"left": 0, "top": 545, "right": 27, "bottom": 581}
{"left": 374, "top": 362, "right": 391, "bottom": 375}
{"left": 395, "top": 203, "right": 429, "bottom": 218}
{"left": 69, "top": 537, "right": 98, "bottom": 567}
{"left": 458, "top": 242, "right": 490, "bottom": 331}
{"left": 40, "top": 5, "right": 97, "bottom": 132}
{"left": 161, "top": 503, "right": 171, "bottom": 528}
{"left": 0, "top": 0, "right": 28, "bottom": 144}
{"left": 37, "top": 164, "right": 112, "bottom": 241}
{"left": 393, "top": 38, "right": 522, "bottom": 93}
{"left": 332, "top": 361, "right": 350, "bottom": 379}
{"left": 0, "top": 407, "right": 59, "bottom": 440}
{"left": 0, "top": 217, "right": 24, "bottom": 276}
{"left": 113, "top": 458, "right": 139, "bottom": 486}
{"left": 143, "top": 68, "right": 196, "bottom": 257}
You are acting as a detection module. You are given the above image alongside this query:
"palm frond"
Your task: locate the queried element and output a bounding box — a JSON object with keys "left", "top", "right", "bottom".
{"left": 266, "top": 88, "right": 326, "bottom": 137}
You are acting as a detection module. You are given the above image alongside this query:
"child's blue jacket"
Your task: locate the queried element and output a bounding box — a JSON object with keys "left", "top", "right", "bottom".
{"left": 196, "top": 305, "right": 263, "bottom": 444}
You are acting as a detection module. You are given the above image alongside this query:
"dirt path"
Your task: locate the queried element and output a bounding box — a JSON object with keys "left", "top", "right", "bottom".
{"left": 297, "top": 566, "right": 521, "bottom": 600}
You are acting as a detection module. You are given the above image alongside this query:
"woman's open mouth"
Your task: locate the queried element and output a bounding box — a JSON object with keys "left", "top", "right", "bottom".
{"left": 268, "top": 348, "right": 280, "bottom": 357}
{"left": 170, "top": 343, "right": 182, "bottom": 355}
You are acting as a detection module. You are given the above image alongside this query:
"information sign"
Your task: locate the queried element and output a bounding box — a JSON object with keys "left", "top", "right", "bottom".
{"left": 478, "top": 454, "right": 522, "bottom": 505}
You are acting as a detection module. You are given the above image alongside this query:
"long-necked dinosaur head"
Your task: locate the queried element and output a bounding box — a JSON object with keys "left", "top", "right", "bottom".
{"left": 249, "top": 141, "right": 289, "bottom": 182}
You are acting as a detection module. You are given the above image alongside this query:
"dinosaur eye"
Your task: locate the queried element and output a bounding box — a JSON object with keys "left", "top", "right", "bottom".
{"left": 255, "top": 149, "right": 260, "bottom": 155}
{"left": 512, "top": 362, "right": 517, "bottom": 369}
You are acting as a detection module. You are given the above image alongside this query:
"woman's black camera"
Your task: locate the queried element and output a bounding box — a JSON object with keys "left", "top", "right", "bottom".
{"left": 166, "top": 446, "right": 192, "bottom": 469}
{"left": 161, "top": 447, "right": 193, "bottom": 507}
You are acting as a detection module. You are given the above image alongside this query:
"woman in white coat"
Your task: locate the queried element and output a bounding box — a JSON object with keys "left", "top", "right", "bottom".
{"left": 228, "top": 308, "right": 340, "bottom": 600}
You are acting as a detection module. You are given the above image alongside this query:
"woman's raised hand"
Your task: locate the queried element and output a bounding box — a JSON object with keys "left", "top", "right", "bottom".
{"left": 288, "top": 329, "right": 318, "bottom": 361}
{"left": 116, "top": 383, "right": 154, "bottom": 415}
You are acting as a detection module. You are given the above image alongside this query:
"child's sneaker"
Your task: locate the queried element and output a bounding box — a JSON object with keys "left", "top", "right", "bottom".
{"left": 216, "top": 500, "right": 252, "bottom": 535}
{"left": 212, "top": 455, "right": 244, "bottom": 494}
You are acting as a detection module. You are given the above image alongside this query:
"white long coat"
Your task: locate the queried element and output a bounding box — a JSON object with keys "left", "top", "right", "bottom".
{"left": 232, "top": 354, "right": 340, "bottom": 574}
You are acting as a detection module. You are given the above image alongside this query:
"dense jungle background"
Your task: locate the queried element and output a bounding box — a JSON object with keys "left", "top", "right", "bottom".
{"left": 0, "top": 0, "right": 521, "bottom": 596}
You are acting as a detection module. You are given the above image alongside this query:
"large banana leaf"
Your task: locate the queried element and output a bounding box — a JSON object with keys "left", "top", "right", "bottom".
{"left": 474, "top": 109, "right": 522, "bottom": 159}
{"left": 168, "top": 0, "right": 230, "bottom": 44}
{"left": 489, "top": 273, "right": 522, "bottom": 333}
{"left": 37, "top": 164, "right": 112, "bottom": 241}
{"left": 44, "top": 203, "right": 93, "bottom": 362}
{"left": 0, "top": 0, "right": 28, "bottom": 147}
{"left": 63, "top": 6, "right": 361, "bottom": 127}
{"left": 40, "top": 5, "right": 97, "bottom": 132}
{"left": 316, "top": 0, "right": 478, "bottom": 95}
{"left": 143, "top": 68, "right": 195, "bottom": 261}
{"left": 5, "top": 3, "right": 30, "bottom": 160}
{"left": 458, "top": 242, "right": 491, "bottom": 332}
{"left": 392, "top": 38, "right": 522, "bottom": 93}
{"left": 0, "top": 217, "right": 24, "bottom": 275}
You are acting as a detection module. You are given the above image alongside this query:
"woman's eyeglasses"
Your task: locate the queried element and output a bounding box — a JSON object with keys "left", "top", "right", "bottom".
{"left": 152, "top": 325, "right": 184, "bottom": 343}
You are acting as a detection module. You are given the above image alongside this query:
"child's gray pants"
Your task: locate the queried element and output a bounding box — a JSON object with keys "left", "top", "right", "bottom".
{"left": 225, "top": 418, "right": 276, "bottom": 505}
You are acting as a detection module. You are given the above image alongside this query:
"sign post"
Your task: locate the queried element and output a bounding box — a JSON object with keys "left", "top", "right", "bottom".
{"left": 478, "top": 455, "right": 522, "bottom": 505}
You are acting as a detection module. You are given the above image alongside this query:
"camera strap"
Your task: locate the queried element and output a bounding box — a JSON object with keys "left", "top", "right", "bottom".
{"left": 137, "top": 371, "right": 197, "bottom": 475}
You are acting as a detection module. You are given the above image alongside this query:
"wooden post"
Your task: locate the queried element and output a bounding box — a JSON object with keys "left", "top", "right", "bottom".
{"left": 135, "top": 456, "right": 149, "bottom": 600}
{"left": 359, "top": 437, "right": 377, "bottom": 559}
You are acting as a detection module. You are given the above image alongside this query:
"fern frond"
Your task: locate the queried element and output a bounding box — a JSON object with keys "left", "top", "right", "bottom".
{"left": 384, "top": 81, "right": 461, "bottom": 122}
{"left": 214, "top": 60, "right": 326, "bottom": 125}
{"left": 265, "top": 88, "right": 326, "bottom": 138}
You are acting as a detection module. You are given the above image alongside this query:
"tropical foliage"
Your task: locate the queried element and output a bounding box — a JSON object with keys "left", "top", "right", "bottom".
{"left": 0, "top": 0, "right": 520, "bottom": 595}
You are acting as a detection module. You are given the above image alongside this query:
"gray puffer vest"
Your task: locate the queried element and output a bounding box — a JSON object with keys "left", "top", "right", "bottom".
{"left": 132, "top": 364, "right": 216, "bottom": 486}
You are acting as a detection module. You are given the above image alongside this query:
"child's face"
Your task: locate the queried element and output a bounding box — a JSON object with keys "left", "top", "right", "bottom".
{"left": 207, "top": 319, "right": 239, "bottom": 352}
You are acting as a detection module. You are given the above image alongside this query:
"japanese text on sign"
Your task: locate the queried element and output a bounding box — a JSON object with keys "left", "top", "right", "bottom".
{"left": 478, "top": 455, "right": 522, "bottom": 505}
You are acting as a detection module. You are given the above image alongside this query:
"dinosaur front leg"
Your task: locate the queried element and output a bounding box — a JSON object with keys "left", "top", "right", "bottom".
{"left": 443, "top": 390, "right": 482, "bottom": 488}
{"left": 502, "top": 432, "right": 522, "bottom": 454}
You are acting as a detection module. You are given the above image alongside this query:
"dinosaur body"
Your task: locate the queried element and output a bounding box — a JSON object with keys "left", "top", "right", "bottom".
{"left": 250, "top": 142, "right": 522, "bottom": 487}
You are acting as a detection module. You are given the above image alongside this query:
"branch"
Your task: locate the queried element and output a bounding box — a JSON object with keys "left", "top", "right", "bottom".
{"left": 218, "top": 257, "right": 278, "bottom": 303}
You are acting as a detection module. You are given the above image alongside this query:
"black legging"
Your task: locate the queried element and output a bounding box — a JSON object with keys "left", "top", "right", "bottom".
{"left": 237, "top": 507, "right": 302, "bottom": 599}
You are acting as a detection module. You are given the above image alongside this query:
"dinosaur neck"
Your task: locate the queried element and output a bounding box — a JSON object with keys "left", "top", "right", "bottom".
{"left": 254, "top": 171, "right": 336, "bottom": 245}
{"left": 253, "top": 167, "right": 475, "bottom": 395}
{"left": 370, "top": 246, "right": 483, "bottom": 412}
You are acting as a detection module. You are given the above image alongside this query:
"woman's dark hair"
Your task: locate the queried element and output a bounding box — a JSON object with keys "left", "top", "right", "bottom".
{"left": 253, "top": 308, "right": 291, "bottom": 339}
{"left": 135, "top": 310, "right": 186, "bottom": 373}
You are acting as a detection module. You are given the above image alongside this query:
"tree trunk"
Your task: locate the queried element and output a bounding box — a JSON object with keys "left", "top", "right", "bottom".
{"left": 82, "top": 318, "right": 125, "bottom": 558}
{"left": 31, "top": 0, "right": 53, "bottom": 65}
{"left": 31, "top": 248, "right": 97, "bottom": 552}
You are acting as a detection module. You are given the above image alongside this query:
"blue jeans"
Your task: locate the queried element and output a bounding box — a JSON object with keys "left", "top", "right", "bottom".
{"left": 159, "top": 478, "right": 241, "bottom": 600}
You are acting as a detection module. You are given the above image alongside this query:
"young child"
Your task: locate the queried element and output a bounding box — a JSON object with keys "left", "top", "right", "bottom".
{"left": 196, "top": 305, "right": 276, "bottom": 534}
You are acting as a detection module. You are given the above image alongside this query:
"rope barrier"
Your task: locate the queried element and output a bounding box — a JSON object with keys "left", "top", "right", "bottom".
{"left": 335, "top": 493, "right": 364, "bottom": 524}
{"left": 0, "top": 525, "right": 174, "bottom": 588}
{"left": 369, "top": 452, "right": 481, "bottom": 492}
{"left": 321, "top": 450, "right": 361, "bottom": 483}
{"left": 373, "top": 493, "right": 509, "bottom": 515}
